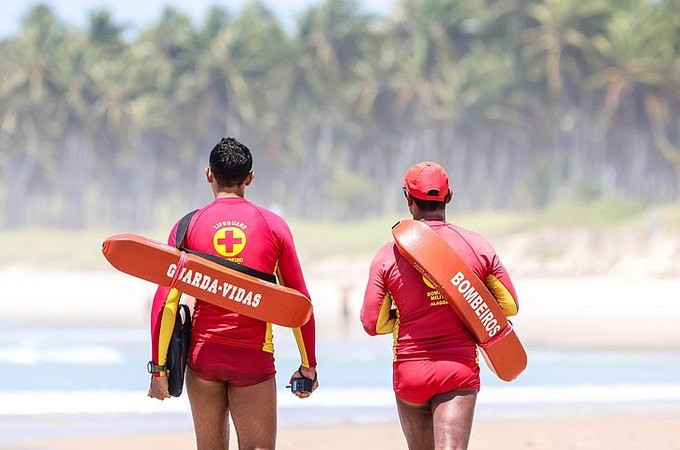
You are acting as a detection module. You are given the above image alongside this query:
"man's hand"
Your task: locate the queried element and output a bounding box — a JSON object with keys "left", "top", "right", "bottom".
{"left": 148, "top": 375, "right": 171, "bottom": 400}
{"left": 288, "top": 366, "right": 318, "bottom": 399}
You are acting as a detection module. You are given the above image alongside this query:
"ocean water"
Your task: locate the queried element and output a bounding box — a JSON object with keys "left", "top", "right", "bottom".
{"left": 1, "top": 324, "right": 679, "bottom": 441}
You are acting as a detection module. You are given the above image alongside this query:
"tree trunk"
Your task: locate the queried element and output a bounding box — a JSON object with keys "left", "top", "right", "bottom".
{"left": 61, "top": 129, "right": 88, "bottom": 228}
{"left": 132, "top": 137, "right": 156, "bottom": 229}
{"left": 3, "top": 138, "right": 39, "bottom": 228}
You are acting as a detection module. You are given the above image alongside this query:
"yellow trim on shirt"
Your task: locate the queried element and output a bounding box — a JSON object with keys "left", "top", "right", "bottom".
{"left": 158, "top": 288, "right": 181, "bottom": 366}
{"left": 376, "top": 292, "right": 396, "bottom": 334}
{"left": 275, "top": 264, "right": 311, "bottom": 367}
{"left": 263, "top": 323, "right": 274, "bottom": 353}
{"left": 485, "top": 275, "right": 518, "bottom": 317}
{"left": 292, "top": 327, "right": 310, "bottom": 368}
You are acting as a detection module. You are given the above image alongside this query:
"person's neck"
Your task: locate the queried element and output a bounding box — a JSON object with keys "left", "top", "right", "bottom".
{"left": 413, "top": 211, "right": 446, "bottom": 222}
{"left": 214, "top": 187, "right": 244, "bottom": 199}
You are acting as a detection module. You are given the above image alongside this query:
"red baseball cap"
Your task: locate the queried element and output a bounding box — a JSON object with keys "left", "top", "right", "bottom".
{"left": 403, "top": 161, "right": 452, "bottom": 202}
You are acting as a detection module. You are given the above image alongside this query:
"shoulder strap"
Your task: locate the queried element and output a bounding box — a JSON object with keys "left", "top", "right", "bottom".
{"left": 175, "top": 209, "right": 198, "bottom": 248}
{"left": 180, "top": 247, "right": 277, "bottom": 283}
{"left": 174, "top": 209, "right": 278, "bottom": 284}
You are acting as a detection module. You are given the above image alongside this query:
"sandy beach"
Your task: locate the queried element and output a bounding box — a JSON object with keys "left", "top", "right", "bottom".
{"left": 2, "top": 265, "right": 680, "bottom": 449}
{"left": 6, "top": 412, "right": 680, "bottom": 449}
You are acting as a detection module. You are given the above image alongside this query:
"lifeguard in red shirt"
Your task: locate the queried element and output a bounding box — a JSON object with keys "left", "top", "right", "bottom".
{"left": 148, "top": 137, "right": 318, "bottom": 450}
{"left": 361, "top": 161, "right": 518, "bottom": 450}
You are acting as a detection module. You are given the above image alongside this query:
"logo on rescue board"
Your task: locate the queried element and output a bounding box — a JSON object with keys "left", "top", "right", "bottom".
{"left": 449, "top": 271, "right": 500, "bottom": 338}
{"left": 166, "top": 263, "right": 261, "bottom": 307}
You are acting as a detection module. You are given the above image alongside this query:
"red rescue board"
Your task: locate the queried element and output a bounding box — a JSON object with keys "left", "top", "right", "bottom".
{"left": 102, "top": 233, "right": 313, "bottom": 328}
{"left": 392, "top": 220, "right": 527, "bottom": 382}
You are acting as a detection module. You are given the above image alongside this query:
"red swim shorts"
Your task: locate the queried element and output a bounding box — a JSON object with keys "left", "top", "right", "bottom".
{"left": 393, "top": 359, "right": 480, "bottom": 404}
{"left": 188, "top": 340, "right": 276, "bottom": 387}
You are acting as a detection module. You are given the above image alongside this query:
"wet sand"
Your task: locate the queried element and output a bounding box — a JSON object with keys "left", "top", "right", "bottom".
{"left": 6, "top": 412, "right": 680, "bottom": 449}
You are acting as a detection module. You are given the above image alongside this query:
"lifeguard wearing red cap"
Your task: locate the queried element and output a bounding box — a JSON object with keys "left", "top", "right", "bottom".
{"left": 403, "top": 161, "right": 453, "bottom": 202}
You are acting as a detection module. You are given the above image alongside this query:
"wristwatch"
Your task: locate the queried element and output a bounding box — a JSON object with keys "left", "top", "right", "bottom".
{"left": 147, "top": 361, "right": 167, "bottom": 376}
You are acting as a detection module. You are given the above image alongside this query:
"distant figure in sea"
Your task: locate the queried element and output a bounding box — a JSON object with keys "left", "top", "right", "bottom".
{"left": 147, "top": 137, "right": 318, "bottom": 449}
{"left": 360, "top": 161, "right": 519, "bottom": 449}
{"left": 340, "top": 283, "right": 352, "bottom": 334}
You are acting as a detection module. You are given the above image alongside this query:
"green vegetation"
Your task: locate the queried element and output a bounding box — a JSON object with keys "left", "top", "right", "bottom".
{"left": 527, "top": 199, "right": 648, "bottom": 229}
{"left": 0, "top": 0, "right": 679, "bottom": 230}
{"left": 290, "top": 215, "right": 403, "bottom": 260}
{"left": 0, "top": 228, "right": 120, "bottom": 270}
{"left": 3, "top": 201, "right": 678, "bottom": 269}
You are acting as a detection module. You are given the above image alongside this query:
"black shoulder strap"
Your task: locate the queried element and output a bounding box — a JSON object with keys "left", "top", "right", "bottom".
{"left": 174, "top": 209, "right": 277, "bottom": 284}
{"left": 175, "top": 209, "right": 198, "bottom": 249}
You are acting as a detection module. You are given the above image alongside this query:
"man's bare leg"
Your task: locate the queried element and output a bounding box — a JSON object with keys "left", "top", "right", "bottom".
{"left": 228, "top": 377, "right": 277, "bottom": 450}
{"left": 395, "top": 395, "right": 434, "bottom": 450}
{"left": 431, "top": 388, "right": 477, "bottom": 450}
{"left": 186, "top": 368, "right": 230, "bottom": 450}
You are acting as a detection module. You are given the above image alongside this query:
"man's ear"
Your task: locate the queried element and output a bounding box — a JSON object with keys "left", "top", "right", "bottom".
{"left": 244, "top": 171, "right": 254, "bottom": 186}
{"left": 445, "top": 188, "right": 453, "bottom": 204}
{"left": 205, "top": 166, "right": 213, "bottom": 183}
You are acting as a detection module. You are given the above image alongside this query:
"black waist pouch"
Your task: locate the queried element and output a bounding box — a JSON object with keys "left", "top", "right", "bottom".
{"left": 167, "top": 304, "right": 192, "bottom": 397}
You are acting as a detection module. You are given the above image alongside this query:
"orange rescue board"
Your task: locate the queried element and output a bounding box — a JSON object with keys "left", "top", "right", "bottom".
{"left": 392, "top": 220, "right": 527, "bottom": 382}
{"left": 102, "top": 233, "right": 313, "bottom": 328}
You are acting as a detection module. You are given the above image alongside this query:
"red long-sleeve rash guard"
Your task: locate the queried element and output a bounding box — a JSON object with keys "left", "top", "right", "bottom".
{"left": 360, "top": 220, "right": 518, "bottom": 362}
{"left": 150, "top": 197, "right": 316, "bottom": 372}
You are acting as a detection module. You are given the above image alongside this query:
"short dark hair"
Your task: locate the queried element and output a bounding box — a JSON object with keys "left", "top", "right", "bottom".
{"left": 209, "top": 137, "right": 253, "bottom": 187}
{"left": 412, "top": 197, "right": 446, "bottom": 212}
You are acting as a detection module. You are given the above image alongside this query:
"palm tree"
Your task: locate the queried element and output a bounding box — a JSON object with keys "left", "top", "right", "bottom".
{"left": 523, "top": 0, "right": 610, "bottom": 104}
{"left": 589, "top": 0, "right": 679, "bottom": 199}
{"left": 520, "top": 0, "right": 613, "bottom": 201}
{"left": 365, "top": 0, "right": 489, "bottom": 211}
{"left": 124, "top": 7, "right": 198, "bottom": 228}
{"left": 82, "top": 9, "right": 132, "bottom": 226}
{"left": 187, "top": 2, "right": 290, "bottom": 210}
{"left": 285, "top": 0, "right": 371, "bottom": 218}
{"left": 0, "top": 4, "right": 66, "bottom": 227}
{"left": 1, "top": 0, "right": 679, "bottom": 226}
{"left": 50, "top": 27, "right": 93, "bottom": 228}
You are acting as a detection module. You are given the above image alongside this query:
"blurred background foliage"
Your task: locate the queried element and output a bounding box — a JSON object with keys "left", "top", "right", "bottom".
{"left": 0, "top": 0, "right": 679, "bottom": 230}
